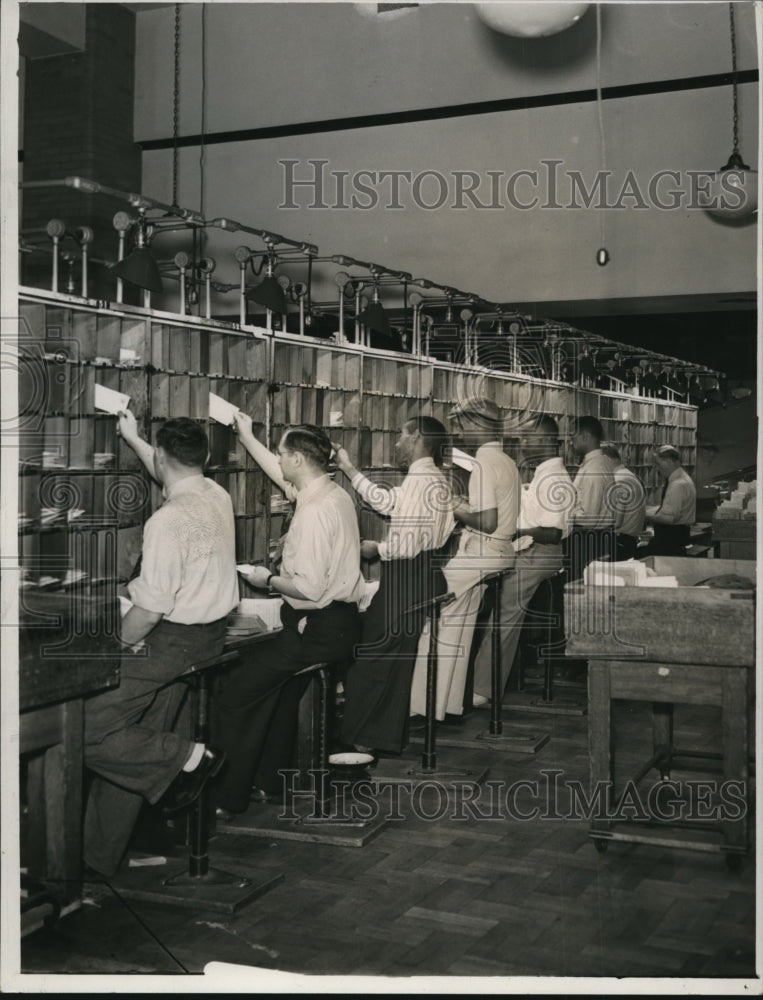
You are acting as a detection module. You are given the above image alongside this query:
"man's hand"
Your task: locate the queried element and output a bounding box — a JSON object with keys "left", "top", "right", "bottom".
{"left": 117, "top": 408, "right": 139, "bottom": 444}
{"left": 232, "top": 409, "right": 254, "bottom": 438}
{"left": 332, "top": 446, "right": 351, "bottom": 473}
{"left": 246, "top": 565, "right": 273, "bottom": 589}
{"left": 360, "top": 540, "right": 380, "bottom": 561}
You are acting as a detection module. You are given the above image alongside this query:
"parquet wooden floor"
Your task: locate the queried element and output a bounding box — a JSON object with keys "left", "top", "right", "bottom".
{"left": 20, "top": 698, "right": 758, "bottom": 986}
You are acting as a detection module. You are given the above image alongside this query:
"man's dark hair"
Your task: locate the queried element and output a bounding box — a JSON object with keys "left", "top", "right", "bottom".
{"left": 654, "top": 444, "right": 681, "bottom": 463}
{"left": 281, "top": 424, "right": 333, "bottom": 470}
{"left": 404, "top": 415, "right": 449, "bottom": 467}
{"left": 534, "top": 415, "right": 560, "bottom": 437}
{"left": 156, "top": 418, "right": 209, "bottom": 467}
{"left": 575, "top": 415, "right": 604, "bottom": 443}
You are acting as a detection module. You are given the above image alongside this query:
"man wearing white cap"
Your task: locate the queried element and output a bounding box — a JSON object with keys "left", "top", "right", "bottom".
{"left": 410, "top": 396, "right": 519, "bottom": 720}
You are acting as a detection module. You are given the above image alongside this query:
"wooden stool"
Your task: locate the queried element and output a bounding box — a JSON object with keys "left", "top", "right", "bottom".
{"left": 293, "top": 661, "right": 334, "bottom": 817}
{"left": 510, "top": 570, "right": 586, "bottom": 716}
{"left": 110, "top": 650, "right": 283, "bottom": 912}
{"left": 216, "top": 659, "right": 389, "bottom": 846}
{"left": 370, "top": 591, "right": 489, "bottom": 787}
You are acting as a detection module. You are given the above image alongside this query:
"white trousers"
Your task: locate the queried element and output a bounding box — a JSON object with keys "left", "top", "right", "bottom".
{"left": 472, "top": 542, "right": 564, "bottom": 698}
{"left": 409, "top": 531, "right": 514, "bottom": 720}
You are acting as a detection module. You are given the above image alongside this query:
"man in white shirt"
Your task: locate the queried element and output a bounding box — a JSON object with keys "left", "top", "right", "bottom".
{"left": 644, "top": 444, "right": 697, "bottom": 556}
{"left": 334, "top": 416, "right": 455, "bottom": 754}
{"left": 84, "top": 415, "right": 238, "bottom": 877}
{"left": 409, "top": 397, "right": 519, "bottom": 719}
{"left": 472, "top": 416, "right": 575, "bottom": 699}
{"left": 213, "top": 419, "right": 365, "bottom": 818}
{"left": 600, "top": 444, "right": 647, "bottom": 561}
{"left": 568, "top": 415, "right": 616, "bottom": 581}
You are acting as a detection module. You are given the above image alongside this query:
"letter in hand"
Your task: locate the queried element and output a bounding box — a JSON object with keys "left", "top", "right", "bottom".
{"left": 231, "top": 409, "right": 253, "bottom": 438}
{"left": 332, "top": 446, "right": 351, "bottom": 473}
{"left": 245, "top": 565, "right": 272, "bottom": 590}
{"left": 116, "top": 408, "right": 139, "bottom": 443}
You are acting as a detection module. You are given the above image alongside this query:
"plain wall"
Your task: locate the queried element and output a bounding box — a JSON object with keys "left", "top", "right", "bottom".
{"left": 133, "top": 2, "right": 759, "bottom": 317}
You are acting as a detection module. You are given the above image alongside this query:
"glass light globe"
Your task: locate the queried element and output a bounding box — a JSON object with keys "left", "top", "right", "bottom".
{"left": 475, "top": 1, "right": 590, "bottom": 38}
{"left": 704, "top": 153, "right": 758, "bottom": 220}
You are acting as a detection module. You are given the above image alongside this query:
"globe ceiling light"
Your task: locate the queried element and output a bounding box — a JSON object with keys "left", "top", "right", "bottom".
{"left": 704, "top": 3, "right": 757, "bottom": 221}
{"left": 474, "top": 1, "right": 590, "bottom": 39}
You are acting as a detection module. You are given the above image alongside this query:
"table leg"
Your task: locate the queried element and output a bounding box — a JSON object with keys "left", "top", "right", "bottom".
{"left": 25, "top": 700, "right": 84, "bottom": 905}
{"left": 651, "top": 702, "right": 674, "bottom": 780}
{"left": 588, "top": 661, "right": 613, "bottom": 842}
{"left": 720, "top": 666, "right": 748, "bottom": 860}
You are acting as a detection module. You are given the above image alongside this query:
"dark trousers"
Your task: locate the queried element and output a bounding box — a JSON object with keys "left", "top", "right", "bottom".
{"left": 644, "top": 522, "right": 691, "bottom": 557}
{"left": 212, "top": 600, "right": 360, "bottom": 812}
{"left": 83, "top": 617, "right": 227, "bottom": 876}
{"left": 341, "top": 552, "right": 447, "bottom": 754}
{"left": 565, "top": 526, "right": 616, "bottom": 582}
{"left": 614, "top": 533, "right": 639, "bottom": 561}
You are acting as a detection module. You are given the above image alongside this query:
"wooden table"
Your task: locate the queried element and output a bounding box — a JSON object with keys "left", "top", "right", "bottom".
{"left": 20, "top": 591, "right": 121, "bottom": 910}
{"left": 587, "top": 657, "right": 751, "bottom": 867}
{"left": 565, "top": 556, "right": 755, "bottom": 867}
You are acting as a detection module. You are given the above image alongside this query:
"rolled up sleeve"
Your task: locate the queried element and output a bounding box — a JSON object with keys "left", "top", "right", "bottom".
{"left": 127, "top": 513, "right": 181, "bottom": 617}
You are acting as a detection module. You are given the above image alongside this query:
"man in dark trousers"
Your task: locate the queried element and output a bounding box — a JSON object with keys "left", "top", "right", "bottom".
{"left": 333, "top": 416, "right": 455, "bottom": 755}
{"left": 83, "top": 414, "right": 238, "bottom": 877}
{"left": 644, "top": 444, "right": 697, "bottom": 555}
{"left": 212, "top": 419, "right": 365, "bottom": 819}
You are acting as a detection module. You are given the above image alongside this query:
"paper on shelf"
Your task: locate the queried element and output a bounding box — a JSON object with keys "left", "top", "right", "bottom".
{"left": 238, "top": 598, "right": 283, "bottom": 630}
{"left": 209, "top": 392, "right": 239, "bottom": 426}
{"left": 94, "top": 382, "right": 131, "bottom": 415}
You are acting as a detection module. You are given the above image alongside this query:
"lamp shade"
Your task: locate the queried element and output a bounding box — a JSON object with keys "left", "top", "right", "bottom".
{"left": 704, "top": 153, "right": 758, "bottom": 220}
{"left": 475, "top": 1, "right": 589, "bottom": 38}
{"left": 356, "top": 300, "right": 391, "bottom": 337}
{"left": 248, "top": 276, "right": 288, "bottom": 315}
{"left": 111, "top": 247, "right": 163, "bottom": 294}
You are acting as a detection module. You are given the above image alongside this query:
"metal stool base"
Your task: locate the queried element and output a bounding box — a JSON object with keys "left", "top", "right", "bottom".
{"left": 502, "top": 692, "right": 587, "bottom": 717}
{"left": 368, "top": 754, "right": 490, "bottom": 787}
{"left": 109, "top": 863, "right": 282, "bottom": 913}
{"left": 216, "top": 802, "right": 388, "bottom": 848}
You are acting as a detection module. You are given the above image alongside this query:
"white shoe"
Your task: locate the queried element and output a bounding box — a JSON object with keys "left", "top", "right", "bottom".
{"left": 471, "top": 694, "right": 489, "bottom": 708}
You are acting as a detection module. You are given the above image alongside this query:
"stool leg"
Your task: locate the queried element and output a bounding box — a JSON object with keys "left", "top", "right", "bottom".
{"left": 489, "top": 576, "right": 503, "bottom": 736}
{"left": 189, "top": 673, "right": 210, "bottom": 878}
{"left": 542, "top": 596, "right": 554, "bottom": 704}
{"left": 316, "top": 669, "right": 330, "bottom": 818}
{"left": 422, "top": 610, "right": 440, "bottom": 771}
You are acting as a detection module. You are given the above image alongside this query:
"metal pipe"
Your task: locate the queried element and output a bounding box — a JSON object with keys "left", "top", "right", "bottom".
{"left": 409, "top": 291, "right": 423, "bottom": 358}
{"left": 46, "top": 219, "right": 65, "bottom": 293}
{"left": 197, "top": 257, "right": 216, "bottom": 320}
{"left": 234, "top": 246, "right": 250, "bottom": 326}
{"left": 174, "top": 251, "right": 190, "bottom": 315}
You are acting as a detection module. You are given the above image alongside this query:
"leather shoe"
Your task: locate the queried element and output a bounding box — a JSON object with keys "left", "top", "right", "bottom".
{"left": 250, "top": 786, "right": 283, "bottom": 805}
{"left": 214, "top": 806, "right": 244, "bottom": 823}
{"left": 161, "top": 746, "right": 226, "bottom": 814}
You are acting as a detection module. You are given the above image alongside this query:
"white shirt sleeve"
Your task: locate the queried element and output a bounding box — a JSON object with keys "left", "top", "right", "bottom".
{"left": 468, "top": 457, "right": 498, "bottom": 513}
{"left": 351, "top": 471, "right": 399, "bottom": 516}
{"left": 128, "top": 512, "right": 181, "bottom": 617}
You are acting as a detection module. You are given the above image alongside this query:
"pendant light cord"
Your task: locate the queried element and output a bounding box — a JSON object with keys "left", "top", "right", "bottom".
{"left": 172, "top": 4, "right": 181, "bottom": 208}
{"left": 199, "top": 3, "right": 207, "bottom": 218}
{"left": 595, "top": 3, "right": 607, "bottom": 255}
{"left": 729, "top": 1, "right": 739, "bottom": 156}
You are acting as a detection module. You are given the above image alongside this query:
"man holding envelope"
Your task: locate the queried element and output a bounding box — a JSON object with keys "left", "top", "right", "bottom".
{"left": 212, "top": 415, "right": 365, "bottom": 819}
{"left": 83, "top": 412, "right": 238, "bottom": 877}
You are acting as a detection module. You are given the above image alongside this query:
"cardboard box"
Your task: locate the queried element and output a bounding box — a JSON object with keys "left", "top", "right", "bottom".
{"left": 565, "top": 556, "right": 755, "bottom": 666}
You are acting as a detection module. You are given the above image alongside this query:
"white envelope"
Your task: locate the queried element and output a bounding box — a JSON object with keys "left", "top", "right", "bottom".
{"left": 94, "top": 383, "right": 131, "bottom": 415}
{"left": 209, "top": 392, "right": 239, "bottom": 426}
{"left": 451, "top": 447, "right": 477, "bottom": 471}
